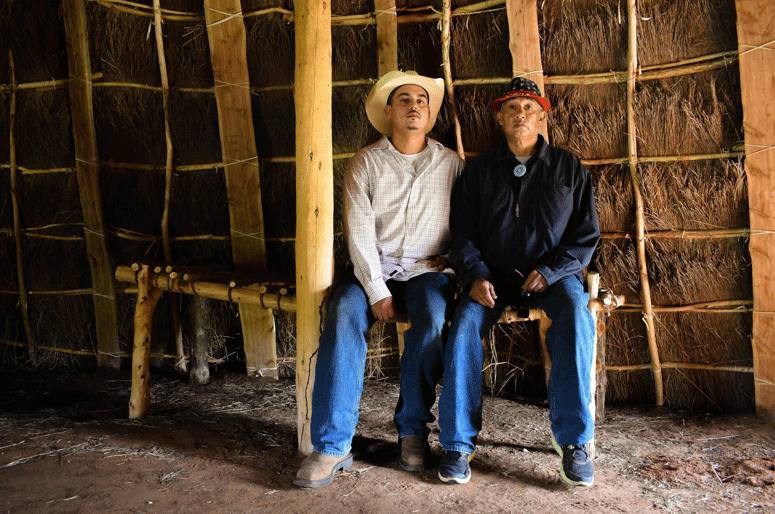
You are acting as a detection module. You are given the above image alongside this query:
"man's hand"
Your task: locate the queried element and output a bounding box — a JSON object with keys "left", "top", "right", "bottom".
{"left": 522, "top": 270, "right": 548, "bottom": 293}
{"left": 371, "top": 296, "right": 395, "bottom": 321}
{"left": 426, "top": 255, "right": 448, "bottom": 272}
{"left": 470, "top": 278, "right": 497, "bottom": 308}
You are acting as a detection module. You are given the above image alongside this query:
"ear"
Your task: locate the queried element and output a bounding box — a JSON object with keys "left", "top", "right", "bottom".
{"left": 538, "top": 109, "right": 547, "bottom": 124}
{"left": 383, "top": 104, "right": 391, "bottom": 118}
{"left": 495, "top": 109, "right": 504, "bottom": 127}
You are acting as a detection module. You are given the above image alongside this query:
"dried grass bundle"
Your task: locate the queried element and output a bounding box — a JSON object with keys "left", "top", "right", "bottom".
{"left": 259, "top": 162, "right": 295, "bottom": 239}
{"left": 646, "top": 238, "right": 751, "bottom": 305}
{"left": 541, "top": 0, "right": 627, "bottom": 75}
{"left": 592, "top": 239, "right": 640, "bottom": 301}
{"left": 662, "top": 367, "right": 753, "bottom": 411}
{"left": 27, "top": 295, "right": 95, "bottom": 358}
{"left": 245, "top": 14, "right": 294, "bottom": 88}
{"left": 637, "top": 0, "right": 737, "bottom": 66}
{"left": 0, "top": 95, "right": 9, "bottom": 163}
{"left": 101, "top": 167, "right": 165, "bottom": 238}
{"left": 641, "top": 160, "right": 747, "bottom": 232}
{"left": 87, "top": 3, "right": 160, "bottom": 85}
{"left": 14, "top": 90, "right": 74, "bottom": 169}
{"left": 455, "top": 84, "right": 502, "bottom": 154}
{"left": 169, "top": 168, "right": 229, "bottom": 237}
{"left": 398, "top": 22, "right": 443, "bottom": 80}
{"left": 333, "top": 85, "right": 379, "bottom": 153}
{"left": 635, "top": 72, "right": 741, "bottom": 156}
{"left": 93, "top": 87, "right": 166, "bottom": 163}
{"left": 169, "top": 91, "right": 221, "bottom": 165}
{"left": 253, "top": 90, "right": 295, "bottom": 157}
{"left": 8, "top": 0, "right": 69, "bottom": 83}
{"left": 332, "top": 25, "right": 378, "bottom": 81}
{"left": 17, "top": 172, "right": 82, "bottom": 232}
{"left": 590, "top": 164, "right": 634, "bottom": 233}
{"left": 451, "top": 11, "right": 510, "bottom": 80}
{"left": 0, "top": 235, "right": 16, "bottom": 290}
{"left": 548, "top": 83, "right": 627, "bottom": 160}
{"left": 163, "top": 21, "right": 213, "bottom": 89}
{"left": 605, "top": 312, "right": 653, "bottom": 403}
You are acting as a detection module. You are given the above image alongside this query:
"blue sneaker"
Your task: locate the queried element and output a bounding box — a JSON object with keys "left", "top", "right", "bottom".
{"left": 551, "top": 434, "right": 594, "bottom": 487}
{"left": 438, "top": 450, "right": 473, "bottom": 484}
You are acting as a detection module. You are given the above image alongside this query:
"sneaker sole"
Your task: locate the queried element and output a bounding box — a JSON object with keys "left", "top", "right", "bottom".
{"left": 293, "top": 454, "right": 354, "bottom": 488}
{"left": 438, "top": 471, "right": 471, "bottom": 484}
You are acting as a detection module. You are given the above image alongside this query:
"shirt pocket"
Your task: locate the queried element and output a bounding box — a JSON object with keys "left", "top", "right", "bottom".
{"left": 540, "top": 184, "right": 573, "bottom": 239}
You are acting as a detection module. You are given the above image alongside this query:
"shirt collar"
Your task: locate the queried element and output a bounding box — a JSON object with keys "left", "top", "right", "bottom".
{"left": 496, "top": 134, "right": 549, "bottom": 166}
{"left": 376, "top": 136, "right": 441, "bottom": 153}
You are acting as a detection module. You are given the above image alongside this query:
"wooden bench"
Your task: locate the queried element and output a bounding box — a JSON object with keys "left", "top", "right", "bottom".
{"left": 116, "top": 263, "right": 618, "bottom": 438}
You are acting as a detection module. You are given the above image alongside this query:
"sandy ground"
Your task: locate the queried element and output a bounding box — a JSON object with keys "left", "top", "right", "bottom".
{"left": 1, "top": 367, "right": 774, "bottom": 514}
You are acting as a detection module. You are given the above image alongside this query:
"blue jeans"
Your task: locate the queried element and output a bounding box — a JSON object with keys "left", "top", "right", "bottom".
{"left": 310, "top": 270, "right": 456, "bottom": 457}
{"left": 439, "top": 275, "right": 595, "bottom": 454}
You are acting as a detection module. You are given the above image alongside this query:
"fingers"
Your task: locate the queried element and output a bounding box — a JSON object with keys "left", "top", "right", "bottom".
{"left": 470, "top": 279, "right": 497, "bottom": 308}
{"left": 426, "top": 255, "right": 448, "bottom": 272}
{"left": 523, "top": 270, "right": 548, "bottom": 293}
{"left": 370, "top": 297, "right": 395, "bottom": 321}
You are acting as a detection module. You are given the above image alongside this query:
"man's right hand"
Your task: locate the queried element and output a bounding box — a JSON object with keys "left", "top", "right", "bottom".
{"left": 371, "top": 296, "right": 395, "bottom": 321}
{"left": 469, "top": 278, "right": 497, "bottom": 308}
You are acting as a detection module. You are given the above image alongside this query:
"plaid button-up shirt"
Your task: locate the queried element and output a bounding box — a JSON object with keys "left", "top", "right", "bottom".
{"left": 345, "top": 137, "right": 464, "bottom": 305}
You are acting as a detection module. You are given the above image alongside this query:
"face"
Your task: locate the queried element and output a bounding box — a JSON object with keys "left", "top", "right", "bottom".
{"left": 384, "top": 84, "right": 430, "bottom": 135}
{"left": 495, "top": 96, "right": 546, "bottom": 141}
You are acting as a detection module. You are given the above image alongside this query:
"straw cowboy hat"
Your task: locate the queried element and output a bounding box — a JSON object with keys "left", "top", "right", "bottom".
{"left": 490, "top": 76, "right": 551, "bottom": 112}
{"left": 365, "top": 70, "right": 445, "bottom": 136}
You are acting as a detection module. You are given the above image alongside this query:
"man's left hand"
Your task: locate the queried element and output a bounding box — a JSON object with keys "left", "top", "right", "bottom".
{"left": 522, "top": 270, "right": 547, "bottom": 293}
{"left": 426, "top": 255, "right": 448, "bottom": 272}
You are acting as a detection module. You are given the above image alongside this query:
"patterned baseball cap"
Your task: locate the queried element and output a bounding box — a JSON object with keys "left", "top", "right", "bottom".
{"left": 490, "top": 76, "right": 551, "bottom": 112}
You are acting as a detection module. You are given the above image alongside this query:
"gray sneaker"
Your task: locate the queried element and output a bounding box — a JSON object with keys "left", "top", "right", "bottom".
{"left": 399, "top": 436, "right": 430, "bottom": 472}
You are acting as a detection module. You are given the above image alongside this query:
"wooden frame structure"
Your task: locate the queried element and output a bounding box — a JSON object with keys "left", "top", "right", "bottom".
{"left": 1, "top": 0, "right": 773, "bottom": 448}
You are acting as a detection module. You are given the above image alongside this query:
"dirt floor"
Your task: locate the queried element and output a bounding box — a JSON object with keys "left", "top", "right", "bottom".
{"left": 1, "top": 367, "right": 774, "bottom": 514}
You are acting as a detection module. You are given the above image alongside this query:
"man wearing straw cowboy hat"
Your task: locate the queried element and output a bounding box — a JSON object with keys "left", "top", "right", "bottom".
{"left": 294, "top": 71, "right": 464, "bottom": 488}
{"left": 445, "top": 77, "right": 600, "bottom": 486}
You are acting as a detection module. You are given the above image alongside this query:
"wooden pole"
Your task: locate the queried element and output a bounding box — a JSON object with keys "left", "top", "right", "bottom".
{"left": 734, "top": 0, "right": 775, "bottom": 417}
{"left": 441, "top": 0, "right": 464, "bottom": 159}
{"left": 294, "top": 0, "right": 334, "bottom": 455}
{"left": 128, "top": 265, "right": 163, "bottom": 418}
{"left": 374, "top": 0, "right": 397, "bottom": 76}
{"left": 62, "top": 0, "right": 121, "bottom": 368}
{"left": 204, "top": 0, "right": 277, "bottom": 380}
{"left": 626, "top": 0, "right": 663, "bottom": 406}
{"left": 8, "top": 50, "right": 38, "bottom": 363}
{"left": 153, "top": 0, "right": 186, "bottom": 372}
{"left": 587, "top": 272, "right": 605, "bottom": 422}
{"left": 505, "top": 0, "right": 547, "bottom": 140}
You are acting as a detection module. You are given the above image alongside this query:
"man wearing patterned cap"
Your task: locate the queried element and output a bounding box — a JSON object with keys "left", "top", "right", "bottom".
{"left": 440, "top": 77, "right": 600, "bottom": 486}
{"left": 294, "top": 71, "right": 464, "bottom": 488}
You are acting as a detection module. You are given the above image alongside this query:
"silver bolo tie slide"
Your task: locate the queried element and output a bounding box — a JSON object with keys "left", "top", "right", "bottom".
{"left": 513, "top": 163, "right": 527, "bottom": 177}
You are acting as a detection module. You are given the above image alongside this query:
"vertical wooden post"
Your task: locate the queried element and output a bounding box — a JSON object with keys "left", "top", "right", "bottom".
{"left": 375, "top": 0, "right": 397, "bottom": 76}
{"left": 735, "top": 0, "right": 775, "bottom": 417}
{"left": 626, "top": 0, "right": 663, "bottom": 406}
{"left": 153, "top": 0, "right": 186, "bottom": 372}
{"left": 441, "top": 0, "right": 464, "bottom": 159}
{"left": 204, "top": 0, "right": 277, "bottom": 380}
{"left": 8, "top": 51, "right": 37, "bottom": 362}
{"left": 587, "top": 272, "right": 605, "bottom": 422}
{"left": 295, "top": 0, "right": 333, "bottom": 455}
{"left": 62, "top": 0, "right": 121, "bottom": 368}
{"left": 128, "top": 266, "right": 163, "bottom": 418}
{"left": 505, "top": 0, "right": 548, "bottom": 141}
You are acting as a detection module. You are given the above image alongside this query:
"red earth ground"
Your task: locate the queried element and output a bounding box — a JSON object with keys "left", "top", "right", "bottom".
{"left": 1, "top": 368, "right": 774, "bottom": 513}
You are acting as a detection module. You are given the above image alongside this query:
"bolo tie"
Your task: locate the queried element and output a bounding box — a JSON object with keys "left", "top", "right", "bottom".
{"left": 513, "top": 163, "right": 527, "bottom": 177}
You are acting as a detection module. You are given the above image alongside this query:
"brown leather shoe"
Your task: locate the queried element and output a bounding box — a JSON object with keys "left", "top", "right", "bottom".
{"left": 399, "top": 436, "right": 430, "bottom": 472}
{"left": 293, "top": 451, "right": 353, "bottom": 488}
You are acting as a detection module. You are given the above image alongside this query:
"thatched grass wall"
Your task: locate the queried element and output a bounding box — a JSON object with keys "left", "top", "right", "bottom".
{"left": 0, "top": 0, "right": 753, "bottom": 412}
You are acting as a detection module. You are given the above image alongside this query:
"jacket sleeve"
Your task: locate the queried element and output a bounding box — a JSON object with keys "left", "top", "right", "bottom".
{"left": 450, "top": 161, "right": 492, "bottom": 287}
{"left": 344, "top": 153, "right": 391, "bottom": 305}
{"left": 533, "top": 162, "right": 600, "bottom": 285}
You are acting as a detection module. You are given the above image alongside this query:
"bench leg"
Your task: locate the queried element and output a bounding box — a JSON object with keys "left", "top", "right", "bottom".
{"left": 395, "top": 322, "right": 409, "bottom": 357}
{"left": 129, "top": 265, "right": 163, "bottom": 418}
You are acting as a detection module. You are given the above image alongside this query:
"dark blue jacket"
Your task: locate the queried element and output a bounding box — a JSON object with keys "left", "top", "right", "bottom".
{"left": 450, "top": 135, "right": 600, "bottom": 297}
